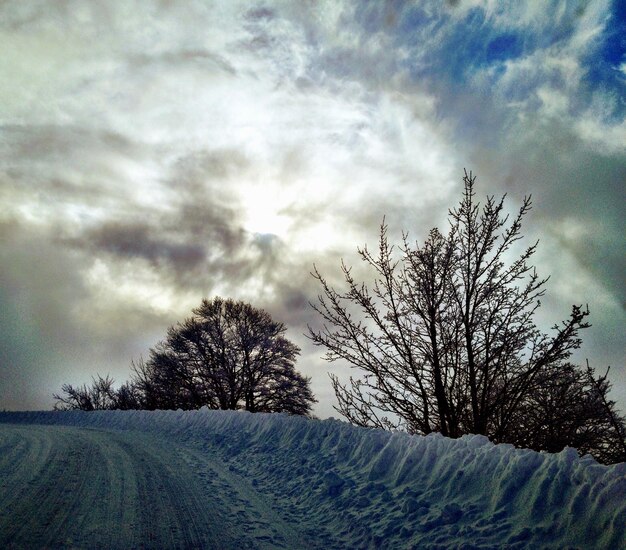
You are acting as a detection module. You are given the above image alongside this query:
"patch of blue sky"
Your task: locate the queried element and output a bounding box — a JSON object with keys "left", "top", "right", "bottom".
{"left": 486, "top": 34, "right": 523, "bottom": 63}
{"left": 601, "top": 0, "right": 626, "bottom": 67}
{"left": 392, "top": 7, "right": 527, "bottom": 93}
{"left": 345, "top": 0, "right": 624, "bottom": 130}
{"left": 577, "top": 2, "right": 626, "bottom": 121}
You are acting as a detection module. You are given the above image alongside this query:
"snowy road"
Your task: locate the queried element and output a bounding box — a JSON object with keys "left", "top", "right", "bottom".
{"left": 1, "top": 410, "right": 625, "bottom": 549}
{"left": 0, "top": 424, "right": 307, "bottom": 549}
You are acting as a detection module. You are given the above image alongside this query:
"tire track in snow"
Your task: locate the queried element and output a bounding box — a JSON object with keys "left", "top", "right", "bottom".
{"left": 0, "top": 426, "right": 54, "bottom": 522}
{"left": 0, "top": 424, "right": 284, "bottom": 549}
{"left": 110, "top": 433, "right": 234, "bottom": 549}
{"left": 176, "top": 445, "right": 311, "bottom": 549}
{"left": 0, "top": 425, "right": 104, "bottom": 547}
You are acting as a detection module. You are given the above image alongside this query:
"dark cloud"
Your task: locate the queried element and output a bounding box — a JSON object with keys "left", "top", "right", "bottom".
{"left": 170, "top": 148, "right": 251, "bottom": 191}
{"left": 0, "top": 125, "right": 153, "bottom": 208}
{"left": 68, "top": 222, "right": 207, "bottom": 271}
{"left": 0, "top": 124, "right": 137, "bottom": 160}
{"left": 45, "top": 143, "right": 299, "bottom": 299}
{"left": 245, "top": 7, "right": 276, "bottom": 21}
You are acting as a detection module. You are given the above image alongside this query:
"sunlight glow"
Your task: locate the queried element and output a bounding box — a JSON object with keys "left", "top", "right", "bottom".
{"left": 240, "top": 180, "right": 292, "bottom": 238}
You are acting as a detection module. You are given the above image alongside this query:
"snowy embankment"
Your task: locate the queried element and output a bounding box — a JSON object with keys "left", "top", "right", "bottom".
{"left": 1, "top": 410, "right": 624, "bottom": 549}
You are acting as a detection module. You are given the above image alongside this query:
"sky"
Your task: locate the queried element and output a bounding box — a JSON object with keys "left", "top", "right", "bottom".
{"left": 0, "top": 0, "right": 624, "bottom": 416}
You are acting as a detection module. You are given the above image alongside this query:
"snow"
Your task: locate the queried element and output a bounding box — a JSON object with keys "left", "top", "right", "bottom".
{"left": 1, "top": 409, "right": 624, "bottom": 549}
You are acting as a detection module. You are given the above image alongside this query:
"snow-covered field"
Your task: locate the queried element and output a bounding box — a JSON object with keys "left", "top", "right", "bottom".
{"left": 0, "top": 410, "right": 624, "bottom": 549}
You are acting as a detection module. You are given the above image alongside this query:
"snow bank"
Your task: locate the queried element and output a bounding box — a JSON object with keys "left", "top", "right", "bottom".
{"left": 2, "top": 409, "right": 624, "bottom": 549}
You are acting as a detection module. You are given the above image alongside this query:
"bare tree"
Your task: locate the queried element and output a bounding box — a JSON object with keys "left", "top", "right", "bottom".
{"left": 505, "top": 362, "right": 625, "bottom": 461}
{"left": 112, "top": 380, "right": 143, "bottom": 410}
{"left": 132, "top": 297, "right": 316, "bottom": 416}
{"left": 582, "top": 364, "right": 626, "bottom": 463}
{"left": 53, "top": 374, "right": 118, "bottom": 411}
{"left": 309, "top": 171, "right": 624, "bottom": 462}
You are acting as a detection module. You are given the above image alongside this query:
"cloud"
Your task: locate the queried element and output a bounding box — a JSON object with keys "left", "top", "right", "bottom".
{"left": 68, "top": 222, "right": 207, "bottom": 271}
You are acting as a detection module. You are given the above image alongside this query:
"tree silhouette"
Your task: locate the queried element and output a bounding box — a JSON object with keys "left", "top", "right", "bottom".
{"left": 131, "top": 297, "right": 316, "bottom": 415}
{"left": 54, "top": 374, "right": 118, "bottom": 411}
{"left": 54, "top": 375, "right": 145, "bottom": 411}
{"left": 55, "top": 297, "right": 316, "bottom": 417}
{"left": 309, "top": 171, "right": 625, "bottom": 463}
{"left": 509, "top": 362, "right": 626, "bottom": 464}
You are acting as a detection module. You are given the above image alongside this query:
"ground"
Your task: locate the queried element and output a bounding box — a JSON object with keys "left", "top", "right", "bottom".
{"left": 0, "top": 409, "right": 624, "bottom": 549}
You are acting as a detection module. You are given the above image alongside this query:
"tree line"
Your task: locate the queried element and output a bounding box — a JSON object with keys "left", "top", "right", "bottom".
{"left": 56, "top": 171, "right": 625, "bottom": 464}
{"left": 54, "top": 297, "right": 316, "bottom": 416}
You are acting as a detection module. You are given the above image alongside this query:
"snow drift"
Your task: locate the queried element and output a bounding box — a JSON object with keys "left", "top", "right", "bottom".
{"left": 1, "top": 409, "right": 624, "bottom": 549}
